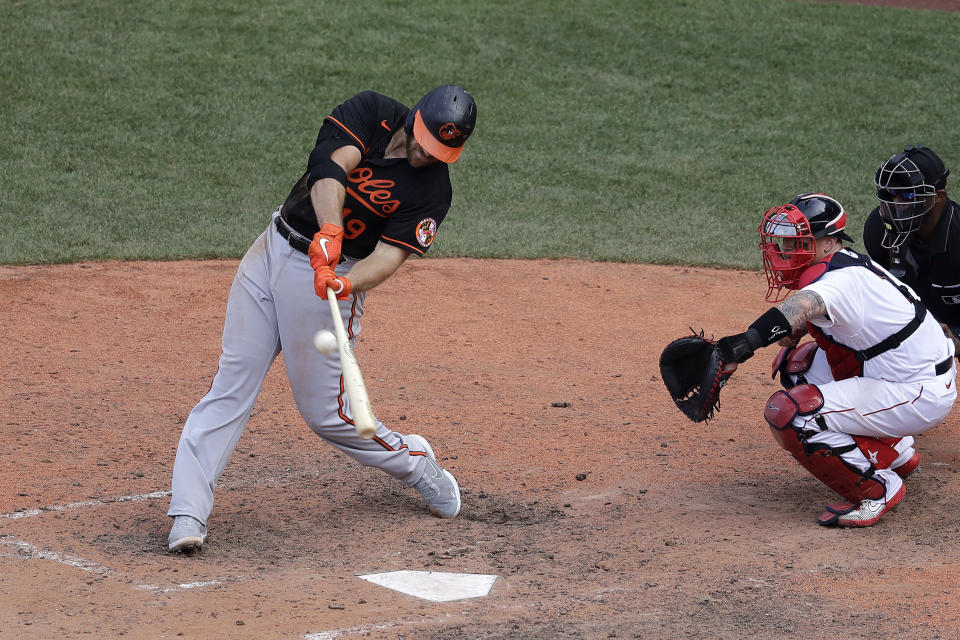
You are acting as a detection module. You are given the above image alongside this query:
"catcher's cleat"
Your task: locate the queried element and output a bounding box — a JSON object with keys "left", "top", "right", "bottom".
{"left": 893, "top": 451, "right": 920, "bottom": 479}
{"left": 168, "top": 515, "right": 207, "bottom": 552}
{"left": 408, "top": 434, "right": 461, "bottom": 518}
{"left": 816, "top": 484, "right": 906, "bottom": 528}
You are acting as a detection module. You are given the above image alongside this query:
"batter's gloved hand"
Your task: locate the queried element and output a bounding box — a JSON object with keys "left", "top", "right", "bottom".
{"left": 313, "top": 265, "right": 353, "bottom": 300}
{"left": 308, "top": 223, "right": 344, "bottom": 269}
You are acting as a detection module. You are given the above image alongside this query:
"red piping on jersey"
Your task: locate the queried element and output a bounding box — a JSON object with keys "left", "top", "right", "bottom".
{"left": 326, "top": 116, "right": 368, "bottom": 154}
{"left": 381, "top": 235, "right": 426, "bottom": 255}
{"left": 346, "top": 187, "right": 390, "bottom": 218}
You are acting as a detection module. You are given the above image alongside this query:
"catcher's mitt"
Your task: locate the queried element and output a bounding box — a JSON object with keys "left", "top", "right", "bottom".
{"left": 659, "top": 331, "right": 734, "bottom": 422}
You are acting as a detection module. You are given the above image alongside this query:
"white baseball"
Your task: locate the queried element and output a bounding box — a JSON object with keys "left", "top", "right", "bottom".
{"left": 313, "top": 329, "right": 337, "bottom": 354}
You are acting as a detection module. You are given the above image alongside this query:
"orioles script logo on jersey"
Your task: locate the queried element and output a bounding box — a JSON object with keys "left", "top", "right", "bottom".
{"left": 347, "top": 167, "right": 401, "bottom": 216}
{"left": 438, "top": 122, "right": 461, "bottom": 141}
{"left": 416, "top": 218, "right": 438, "bottom": 248}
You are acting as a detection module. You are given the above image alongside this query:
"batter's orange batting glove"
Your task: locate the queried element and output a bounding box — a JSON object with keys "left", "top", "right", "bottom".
{"left": 325, "top": 273, "right": 353, "bottom": 300}
{"left": 308, "top": 223, "right": 344, "bottom": 269}
{"left": 312, "top": 264, "right": 353, "bottom": 300}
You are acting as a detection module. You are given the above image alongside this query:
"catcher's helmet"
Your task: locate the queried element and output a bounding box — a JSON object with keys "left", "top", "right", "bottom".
{"left": 788, "top": 193, "right": 855, "bottom": 243}
{"left": 874, "top": 144, "right": 949, "bottom": 248}
{"left": 758, "top": 193, "right": 852, "bottom": 302}
{"left": 404, "top": 85, "right": 477, "bottom": 164}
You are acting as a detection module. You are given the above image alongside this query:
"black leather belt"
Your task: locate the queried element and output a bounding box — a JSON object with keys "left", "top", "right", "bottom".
{"left": 274, "top": 215, "right": 349, "bottom": 263}
{"left": 274, "top": 215, "right": 312, "bottom": 254}
{"left": 936, "top": 356, "right": 953, "bottom": 376}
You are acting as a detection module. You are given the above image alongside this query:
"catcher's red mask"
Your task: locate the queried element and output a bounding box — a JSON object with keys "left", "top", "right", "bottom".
{"left": 758, "top": 204, "right": 816, "bottom": 302}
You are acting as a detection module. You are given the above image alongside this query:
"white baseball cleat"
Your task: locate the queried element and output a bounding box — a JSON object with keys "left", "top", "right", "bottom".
{"left": 168, "top": 515, "right": 207, "bottom": 552}
{"left": 407, "top": 434, "right": 461, "bottom": 518}
{"left": 816, "top": 484, "right": 906, "bottom": 528}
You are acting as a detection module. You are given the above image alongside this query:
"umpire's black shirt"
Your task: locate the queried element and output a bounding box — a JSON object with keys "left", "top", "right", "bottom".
{"left": 863, "top": 199, "right": 960, "bottom": 337}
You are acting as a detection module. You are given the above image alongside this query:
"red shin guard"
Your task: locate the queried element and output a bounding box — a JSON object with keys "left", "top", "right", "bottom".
{"left": 764, "top": 385, "right": 886, "bottom": 503}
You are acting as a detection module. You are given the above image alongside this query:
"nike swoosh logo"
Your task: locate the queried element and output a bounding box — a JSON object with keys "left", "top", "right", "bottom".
{"left": 847, "top": 501, "right": 884, "bottom": 521}
{"left": 948, "top": 381, "right": 953, "bottom": 389}
{"left": 380, "top": 119, "right": 391, "bottom": 131}
{"left": 318, "top": 237, "right": 331, "bottom": 261}
{"left": 862, "top": 500, "right": 884, "bottom": 516}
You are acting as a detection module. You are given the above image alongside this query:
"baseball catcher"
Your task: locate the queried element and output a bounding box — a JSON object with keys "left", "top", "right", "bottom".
{"left": 661, "top": 193, "right": 957, "bottom": 527}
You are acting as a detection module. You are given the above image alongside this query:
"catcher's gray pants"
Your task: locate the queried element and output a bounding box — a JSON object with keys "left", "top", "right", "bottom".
{"left": 168, "top": 210, "right": 428, "bottom": 525}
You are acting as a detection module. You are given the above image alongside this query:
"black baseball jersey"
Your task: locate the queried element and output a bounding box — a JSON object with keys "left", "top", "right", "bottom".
{"left": 863, "top": 199, "right": 960, "bottom": 336}
{"left": 280, "top": 91, "right": 452, "bottom": 259}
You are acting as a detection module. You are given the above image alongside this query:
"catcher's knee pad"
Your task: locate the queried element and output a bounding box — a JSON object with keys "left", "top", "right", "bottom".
{"left": 764, "top": 385, "right": 886, "bottom": 502}
{"left": 770, "top": 341, "right": 818, "bottom": 389}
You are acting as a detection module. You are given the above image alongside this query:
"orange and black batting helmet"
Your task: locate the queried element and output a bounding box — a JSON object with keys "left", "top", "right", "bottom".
{"left": 404, "top": 85, "right": 477, "bottom": 164}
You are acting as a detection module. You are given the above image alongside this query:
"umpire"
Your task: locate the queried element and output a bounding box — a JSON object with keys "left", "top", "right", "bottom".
{"left": 864, "top": 144, "right": 960, "bottom": 355}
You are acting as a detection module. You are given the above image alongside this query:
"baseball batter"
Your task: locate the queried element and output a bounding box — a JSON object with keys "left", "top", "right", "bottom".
{"left": 167, "top": 85, "right": 478, "bottom": 552}
{"left": 717, "top": 193, "right": 956, "bottom": 527}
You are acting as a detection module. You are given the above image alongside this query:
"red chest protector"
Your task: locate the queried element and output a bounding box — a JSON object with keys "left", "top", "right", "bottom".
{"left": 798, "top": 250, "right": 926, "bottom": 381}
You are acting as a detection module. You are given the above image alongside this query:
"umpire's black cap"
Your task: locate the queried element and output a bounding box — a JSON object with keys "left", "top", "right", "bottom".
{"left": 877, "top": 144, "right": 950, "bottom": 191}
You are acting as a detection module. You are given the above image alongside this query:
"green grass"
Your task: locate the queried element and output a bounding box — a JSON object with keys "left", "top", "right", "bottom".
{"left": 2, "top": 0, "right": 959, "bottom": 268}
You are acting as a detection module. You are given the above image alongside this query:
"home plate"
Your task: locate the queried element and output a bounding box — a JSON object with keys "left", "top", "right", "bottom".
{"left": 358, "top": 571, "right": 498, "bottom": 602}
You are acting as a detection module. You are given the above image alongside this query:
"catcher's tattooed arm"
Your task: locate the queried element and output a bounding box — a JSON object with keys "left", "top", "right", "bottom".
{"left": 718, "top": 290, "right": 826, "bottom": 370}
{"left": 775, "top": 290, "right": 827, "bottom": 333}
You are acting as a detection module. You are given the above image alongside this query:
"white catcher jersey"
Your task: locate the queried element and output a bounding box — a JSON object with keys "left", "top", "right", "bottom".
{"left": 802, "top": 249, "right": 953, "bottom": 384}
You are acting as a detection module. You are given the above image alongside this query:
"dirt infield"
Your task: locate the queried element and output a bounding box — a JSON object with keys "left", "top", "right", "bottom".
{"left": 2, "top": 257, "right": 959, "bottom": 639}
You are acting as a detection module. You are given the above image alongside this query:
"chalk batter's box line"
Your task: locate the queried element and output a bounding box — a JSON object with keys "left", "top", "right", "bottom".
{"left": 1, "top": 491, "right": 472, "bottom": 639}
{"left": 0, "top": 489, "right": 247, "bottom": 593}
{"left": 0, "top": 468, "right": 366, "bottom": 595}
{"left": 0, "top": 466, "right": 313, "bottom": 522}
{"left": 0, "top": 490, "right": 172, "bottom": 521}
{"left": 0, "top": 464, "right": 339, "bottom": 523}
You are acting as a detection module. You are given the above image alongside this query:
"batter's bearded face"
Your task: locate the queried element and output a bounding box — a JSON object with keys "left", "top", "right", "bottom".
{"left": 405, "top": 135, "right": 440, "bottom": 168}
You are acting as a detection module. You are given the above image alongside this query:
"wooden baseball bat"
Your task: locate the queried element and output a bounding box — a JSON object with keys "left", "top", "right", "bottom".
{"left": 326, "top": 287, "right": 377, "bottom": 439}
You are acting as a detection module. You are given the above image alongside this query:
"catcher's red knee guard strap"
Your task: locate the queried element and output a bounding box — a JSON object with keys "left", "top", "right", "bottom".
{"left": 770, "top": 341, "right": 818, "bottom": 388}
{"left": 764, "top": 386, "right": 886, "bottom": 503}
